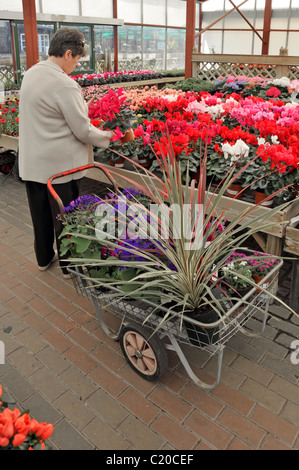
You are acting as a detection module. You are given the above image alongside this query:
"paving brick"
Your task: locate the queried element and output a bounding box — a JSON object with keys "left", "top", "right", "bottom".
{"left": 0, "top": 332, "right": 21, "bottom": 357}
{"left": 23, "top": 311, "right": 50, "bottom": 334}
{"left": 83, "top": 417, "right": 129, "bottom": 450}
{"left": 118, "top": 415, "right": 165, "bottom": 450}
{"left": 4, "top": 297, "right": 31, "bottom": 318}
{"left": 86, "top": 388, "right": 129, "bottom": 426}
{"left": 8, "top": 346, "right": 43, "bottom": 378}
{"left": 0, "top": 311, "right": 28, "bottom": 337}
{"left": 250, "top": 335, "right": 289, "bottom": 359}
{"left": 217, "top": 408, "right": 267, "bottom": 449}
{"left": 268, "top": 304, "right": 292, "bottom": 320}
{"left": 8, "top": 250, "right": 30, "bottom": 266}
{"left": 260, "top": 354, "right": 298, "bottom": 384}
{"left": 268, "top": 375, "right": 299, "bottom": 405}
{"left": 240, "top": 378, "right": 286, "bottom": 413}
{"left": 118, "top": 388, "right": 160, "bottom": 424}
{"left": 148, "top": 386, "right": 192, "bottom": 422}
{"left": 0, "top": 285, "right": 15, "bottom": 303}
{"left": 3, "top": 261, "right": 26, "bottom": 277}
{"left": 53, "top": 282, "right": 80, "bottom": 302}
{"left": 1, "top": 369, "right": 35, "bottom": 403}
{"left": 17, "top": 272, "right": 58, "bottom": 301}
{"left": 72, "top": 295, "right": 94, "bottom": 313}
{"left": 59, "top": 366, "right": 98, "bottom": 401}
{"left": 185, "top": 410, "right": 232, "bottom": 449}
{"left": 250, "top": 405, "right": 298, "bottom": 446}
{"left": 28, "top": 297, "right": 55, "bottom": 317}
{"left": 63, "top": 345, "right": 98, "bottom": 374}
{"left": 204, "top": 355, "right": 246, "bottom": 390}
{"left": 211, "top": 382, "right": 255, "bottom": 416}
{"left": 275, "top": 332, "right": 298, "bottom": 348}
{"left": 280, "top": 401, "right": 299, "bottom": 428}
{"left": 227, "top": 438, "right": 253, "bottom": 450}
{"left": 67, "top": 327, "right": 99, "bottom": 352}
{"left": 23, "top": 392, "right": 63, "bottom": 425}
{"left": 151, "top": 413, "right": 198, "bottom": 450}
{"left": 119, "top": 363, "right": 158, "bottom": 396}
{"left": 53, "top": 390, "right": 95, "bottom": 430}
{"left": 15, "top": 328, "right": 47, "bottom": 354}
{"left": 46, "top": 311, "right": 76, "bottom": 334}
{"left": 180, "top": 383, "right": 224, "bottom": 419}
{"left": 227, "top": 335, "right": 266, "bottom": 362}
{"left": 231, "top": 355, "right": 274, "bottom": 386}
{"left": 195, "top": 441, "right": 214, "bottom": 450}
{"left": 13, "top": 284, "right": 37, "bottom": 303}
{"left": 88, "top": 364, "right": 127, "bottom": 397}
{"left": 0, "top": 272, "right": 20, "bottom": 289}
{"left": 260, "top": 435, "right": 293, "bottom": 450}
{"left": 158, "top": 368, "right": 187, "bottom": 394}
{"left": 49, "top": 296, "right": 79, "bottom": 316}
{"left": 91, "top": 342, "right": 126, "bottom": 371}
{"left": 269, "top": 316, "right": 299, "bottom": 339}
{"left": 30, "top": 367, "right": 67, "bottom": 401}
{"left": 52, "top": 419, "right": 94, "bottom": 450}
{"left": 41, "top": 327, "right": 73, "bottom": 353}
{"left": 37, "top": 346, "right": 70, "bottom": 375}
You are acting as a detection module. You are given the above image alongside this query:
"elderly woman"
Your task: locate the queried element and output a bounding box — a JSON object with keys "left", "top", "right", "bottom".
{"left": 19, "top": 27, "right": 112, "bottom": 277}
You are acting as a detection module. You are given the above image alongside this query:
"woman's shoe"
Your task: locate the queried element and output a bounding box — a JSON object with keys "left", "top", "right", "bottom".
{"left": 38, "top": 250, "right": 58, "bottom": 271}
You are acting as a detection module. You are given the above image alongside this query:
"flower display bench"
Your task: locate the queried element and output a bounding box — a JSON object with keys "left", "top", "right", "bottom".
{"left": 0, "top": 134, "right": 19, "bottom": 152}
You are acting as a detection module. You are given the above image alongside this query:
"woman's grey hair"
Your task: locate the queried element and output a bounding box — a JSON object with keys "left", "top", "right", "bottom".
{"left": 48, "top": 27, "right": 87, "bottom": 58}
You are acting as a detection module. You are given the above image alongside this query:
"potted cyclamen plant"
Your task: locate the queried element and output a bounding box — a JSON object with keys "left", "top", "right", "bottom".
{"left": 242, "top": 142, "right": 298, "bottom": 205}
{"left": 88, "top": 87, "right": 136, "bottom": 144}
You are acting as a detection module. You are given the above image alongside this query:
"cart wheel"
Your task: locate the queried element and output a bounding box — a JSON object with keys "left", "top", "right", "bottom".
{"left": 120, "top": 323, "right": 168, "bottom": 381}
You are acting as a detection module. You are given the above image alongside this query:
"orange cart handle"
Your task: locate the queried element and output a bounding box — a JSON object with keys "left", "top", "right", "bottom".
{"left": 47, "top": 162, "right": 118, "bottom": 218}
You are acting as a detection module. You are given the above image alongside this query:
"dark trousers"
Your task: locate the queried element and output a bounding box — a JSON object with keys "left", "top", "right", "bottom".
{"left": 25, "top": 180, "right": 80, "bottom": 273}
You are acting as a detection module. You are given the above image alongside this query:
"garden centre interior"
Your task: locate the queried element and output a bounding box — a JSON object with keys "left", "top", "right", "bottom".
{"left": 0, "top": 0, "right": 299, "bottom": 452}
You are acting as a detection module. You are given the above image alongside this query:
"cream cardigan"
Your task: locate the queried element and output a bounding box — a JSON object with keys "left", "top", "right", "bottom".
{"left": 19, "top": 60, "right": 111, "bottom": 184}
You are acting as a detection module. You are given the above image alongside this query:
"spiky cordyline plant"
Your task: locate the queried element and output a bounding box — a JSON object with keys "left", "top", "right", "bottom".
{"left": 62, "top": 130, "right": 297, "bottom": 323}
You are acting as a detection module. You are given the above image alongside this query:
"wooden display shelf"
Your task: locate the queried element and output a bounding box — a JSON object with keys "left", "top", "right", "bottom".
{"left": 285, "top": 226, "right": 299, "bottom": 256}
{"left": 89, "top": 76, "right": 185, "bottom": 90}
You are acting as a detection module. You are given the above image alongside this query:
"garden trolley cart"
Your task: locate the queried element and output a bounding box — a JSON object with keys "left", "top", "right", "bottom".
{"left": 48, "top": 163, "right": 283, "bottom": 391}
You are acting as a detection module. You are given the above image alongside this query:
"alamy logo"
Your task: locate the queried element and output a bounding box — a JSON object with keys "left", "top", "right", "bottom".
{"left": 0, "top": 341, "right": 4, "bottom": 364}
{"left": 290, "top": 340, "right": 299, "bottom": 365}
{"left": 94, "top": 198, "right": 204, "bottom": 250}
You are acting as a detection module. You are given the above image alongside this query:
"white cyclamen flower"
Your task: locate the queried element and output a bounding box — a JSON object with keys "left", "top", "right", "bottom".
{"left": 271, "top": 135, "right": 280, "bottom": 144}
{"left": 271, "top": 77, "right": 291, "bottom": 88}
{"left": 257, "top": 137, "right": 266, "bottom": 145}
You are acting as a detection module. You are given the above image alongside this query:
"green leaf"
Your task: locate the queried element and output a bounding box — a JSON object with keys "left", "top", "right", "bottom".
{"left": 72, "top": 236, "right": 92, "bottom": 253}
{"left": 120, "top": 267, "right": 138, "bottom": 281}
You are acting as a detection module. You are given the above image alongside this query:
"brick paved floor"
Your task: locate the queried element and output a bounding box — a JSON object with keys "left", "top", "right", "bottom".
{"left": 0, "top": 173, "right": 298, "bottom": 450}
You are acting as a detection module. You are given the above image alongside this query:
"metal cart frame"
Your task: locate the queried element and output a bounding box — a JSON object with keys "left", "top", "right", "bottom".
{"left": 68, "top": 263, "right": 281, "bottom": 390}
{"left": 48, "top": 164, "right": 283, "bottom": 391}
